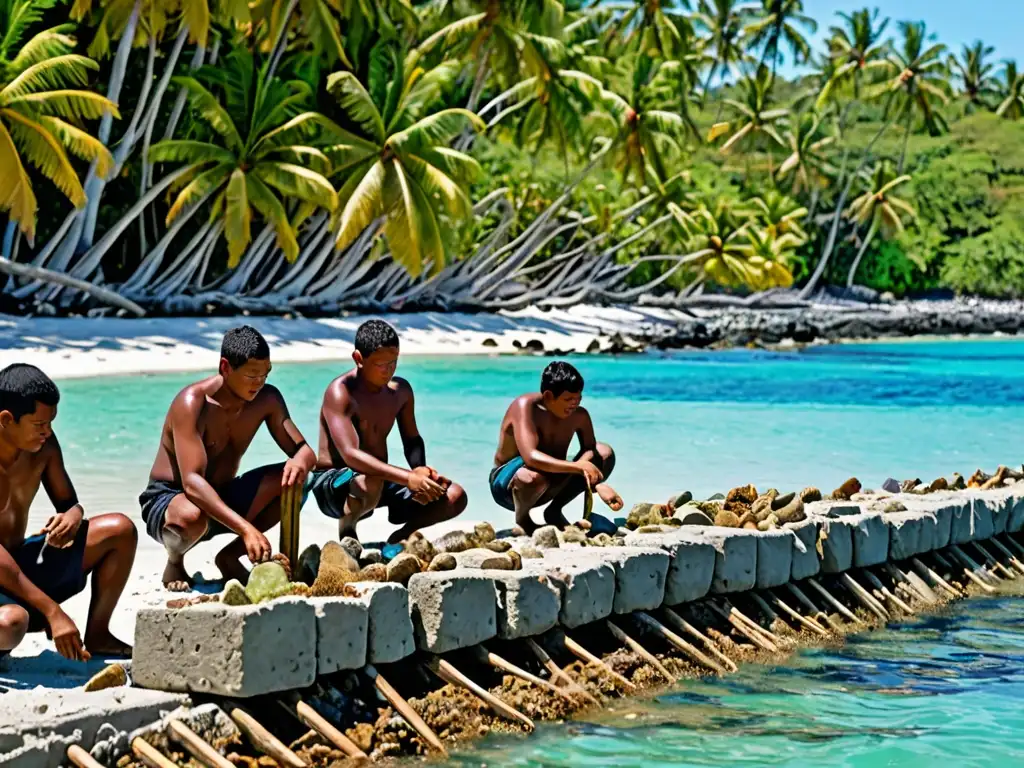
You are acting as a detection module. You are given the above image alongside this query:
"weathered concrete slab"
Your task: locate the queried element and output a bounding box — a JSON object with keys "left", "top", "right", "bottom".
{"left": 132, "top": 598, "right": 316, "bottom": 697}
{"left": 543, "top": 546, "right": 669, "bottom": 613}
{"left": 950, "top": 495, "right": 994, "bottom": 544}
{"left": 814, "top": 517, "right": 853, "bottom": 573}
{"left": 408, "top": 571, "right": 497, "bottom": 653}
{"left": 522, "top": 559, "right": 615, "bottom": 628}
{"left": 980, "top": 488, "right": 1015, "bottom": 535}
{"left": 310, "top": 596, "right": 368, "bottom": 674}
{"left": 1010, "top": 485, "right": 1024, "bottom": 533}
{"left": 848, "top": 513, "right": 890, "bottom": 567}
{"left": 751, "top": 529, "right": 794, "bottom": 589}
{"left": 785, "top": 519, "right": 820, "bottom": 580}
{"left": 888, "top": 510, "right": 929, "bottom": 560}
{"left": 482, "top": 570, "right": 560, "bottom": 639}
{"left": 694, "top": 529, "right": 757, "bottom": 593}
{"left": 805, "top": 500, "right": 863, "bottom": 518}
{"left": 346, "top": 582, "right": 415, "bottom": 664}
{"left": 625, "top": 529, "right": 716, "bottom": 604}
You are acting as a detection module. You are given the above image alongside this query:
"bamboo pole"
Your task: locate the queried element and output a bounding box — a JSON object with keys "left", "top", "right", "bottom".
{"left": 971, "top": 541, "right": 1016, "bottom": 580}
{"left": 958, "top": 543, "right": 1004, "bottom": 583}
{"left": 948, "top": 547, "right": 997, "bottom": 593}
{"left": 659, "top": 607, "right": 738, "bottom": 672}
{"left": 279, "top": 697, "right": 368, "bottom": 760}
{"left": 634, "top": 611, "right": 726, "bottom": 674}
{"left": 987, "top": 537, "right": 1024, "bottom": 576}
{"left": 911, "top": 557, "right": 962, "bottom": 598}
{"left": 169, "top": 719, "right": 235, "bottom": 768}
{"left": 839, "top": 573, "right": 890, "bottom": 621}
{"left": 707, "top": 602, "right": 777, "bottom": 653}
{"left": 723, "top": 601, "right": 783, "bottom": 647}
{"left": 366, "top": 666, "right": 447, "bottom": 755}
{"left": 279, "top": 483, "right": 301, "bottom": 566}
{"left": 66, "top": 746, "right": 105, "bottom": 768}
{"left": 862, "top": 570, "right": 915, "bottom": 615}
{"left": 131, "top": 738, "right": 179, "bottom": 768}
{"left": 562, "top": 633, "right": 637, "bottom": 691}
{"left": 475, "top": 646, "right": 577, "bottom": 703}
{"left": 229, "top": 708, "right": 306, "bottom": 768}
{"left": 806, "top": 578, "right": 865, "bottom": 626}
{"left": 425, "top": 656, "right": 535, "bottom": 731}
{"left": 768, "top": 592, "right": 830, "bottom": 637}
{"left": 786, "top": 583, "right": 845, "bottom": 632}
{"left": 748, "top": 593, "right": 780, "bottom": 624}
{"left": 1002, "top": 533, "right": 1024, "bottom": 559}
{"left": 524, "top": 638, "right": 600, "bottom": 704}
{"left": 882, "top": 562, "right": 938, "bottom": 603}
{"left": 606, "top": 620, "right": 675, "bottom": 683}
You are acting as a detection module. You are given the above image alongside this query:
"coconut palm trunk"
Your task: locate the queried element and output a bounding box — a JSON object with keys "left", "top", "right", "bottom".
{"left": 845, "top": 220, "right": 877, "bottom": 287}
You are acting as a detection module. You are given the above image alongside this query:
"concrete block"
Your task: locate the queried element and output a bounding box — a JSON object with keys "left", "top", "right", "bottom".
{"left": 752, "top": 529, "right": 794, "bottom": 589}
{"left": 805, "top": 500, "right": 863, "bottom": 518}
{"left": 626, "top": 529, "right": 716, "bottom": 604}
{"left": 347, "top": 582, "right": 415, "bottom": 664}
{"left": 888, "top": 511, "right": 927, "bottom": 560}
{"left": 1009, "top": 485, "right": 1024, "bottom": 533}
{"left": 815, "top": 517, "right": 853, "bottom": 573}
{"left": 785, "top": 519, "right": 820, "bottom": 580}
{"left": 848, "top": 513, "right": 890, "bottom": 567}
{"left": 950, "top": 495, "right": 994, "bottom": 543}
{"left": 408, "top": 571, "right": 497, "bottom": 653}
{"left": 522, "top": 560, "right": 615, "bottom": 628}
{"left": 697, "top": 529, "right": 757, "bottom": 593}
{"left": 132, "top": 598, "right": 316, "bottom": 697}
{"left": 310, "top": 597, "right": 368, "bottom": 674}
{"left": 543, "top": 546, "right": 668, "bottom": 613}
{"left": 482, "top": 570, "right": 560, "bottom": 639}
{"left": 981, "top": 489, "right": 1014, "bottom": 535}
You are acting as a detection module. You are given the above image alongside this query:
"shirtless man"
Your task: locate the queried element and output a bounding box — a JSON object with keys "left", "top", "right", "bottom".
{"left": 491, "top": 361, "right": 623, "bottom": 534}
{"left": 310, "top": 319, "right": 467, "bottom": 544}
{"left": 140, "top": 326, "right": 316, "bottom": 589}
{"left": 0, "top": 364, "right": 136, "bottom": 660}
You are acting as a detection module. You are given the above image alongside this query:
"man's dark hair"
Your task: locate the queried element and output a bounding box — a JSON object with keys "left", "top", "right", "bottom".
{"left": 541, "top": 361, "right": 584, "bottom": 397}
{"left": 0, "top": 364, "right": 60, "bottom": 421}
{"left": 355, "top": 319, "right": 400, "bottom": 357}
{"left": 221, "top": 325, "right": 270, "bottom": 368}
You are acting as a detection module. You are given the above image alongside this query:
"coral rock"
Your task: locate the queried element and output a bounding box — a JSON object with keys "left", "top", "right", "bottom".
{"left": 773, "top": 495, "right": 805, "bottom": 524}
{"left": 725, "top": 484, "right": 758, "bottom": 506}
{"left": 483, "top": 539, "right": 512, "bottom": 553}
{"left": 358, "top": 563, "right": 388, "bottom": 582}
{"left": 968, "top": 469, "right": 990, "bottom": 488}
{"left": 84, "top": 663, "right": 127, "bottom": 692}
{"left": 339, "top": 536, "right": 363, "bottom": 563}
{"left": 560, "top": 526, "right": 588, "bottom": 545}
{"left": 980, "top": 465, "right": 1010, "bottom": 490}
{"left": 742, "top": 521, "right": 759, "bottom": 531}
{"left": 386, "top": 553, "right": 423, "bottom": 585}
{"left": 427, "top": 553, "right": 457, "bottom": 572}
{"left": 244, "top": 562, "right": 291, "bottom": 604}
{"left": 507, "top": 550, "right": 522, "bottom": 570}
{"left": 714, "top": 509, "right": 741, "bottom": 528}
{"left": 516, "top": 544, "right": 543, "bottom": 559}
{"left": 322, "top": 541, "right": 361, "bottom": 573}
{"left": 950, "top": 473, "right": 966, "bottom": 490}
{"left": 431, "top": 530, "right": 470, "bottom": 555}
{"left": 799, "top": 487, "right": 822, "bottom": 503}
{"left": 404, "top": 531, "right": 439, "bottom": 561}
{"left": 830, "top": 478, "right": 861, "bottom": 501}
{"left": 884, "top": 501, "right": 907, "bottom": 513}
{"left": 927, "top": 477, "right": 949, "bottom": 493}
{"left": 473, "top": 522, "right": 496, "bottom": 544}
{"left": 532, "top": 526, "right": 561, "bottom": 549}
{"left": 221, "top": 579, "right": 250, "bottom": 606}
{"left": 899, "top": 479, "right": 922, "bottom": 493}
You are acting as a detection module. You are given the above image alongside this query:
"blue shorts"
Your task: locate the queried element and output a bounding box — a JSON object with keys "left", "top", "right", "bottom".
{"left": 309, "top": 468, "right": 417, "bottom": 524}
{"left": 489, "top": 457, "right": 526, "bottom": 511}
{"left": 0, "top": 520, "right": 90, "bottom": 634}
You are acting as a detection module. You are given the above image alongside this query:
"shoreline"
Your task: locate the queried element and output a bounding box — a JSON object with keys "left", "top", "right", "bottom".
{"left": 4, "top": 298, "right": 1024, "bottom": 380}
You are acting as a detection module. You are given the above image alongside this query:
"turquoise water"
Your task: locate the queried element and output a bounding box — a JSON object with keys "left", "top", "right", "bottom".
{"left": 40, "top": 339, "right": 1024, "bottom": 764}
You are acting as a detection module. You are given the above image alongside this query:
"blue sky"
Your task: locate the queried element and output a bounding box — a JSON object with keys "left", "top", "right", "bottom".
{"left": 779, "top": 1, "right": 1023, "bottom": 77}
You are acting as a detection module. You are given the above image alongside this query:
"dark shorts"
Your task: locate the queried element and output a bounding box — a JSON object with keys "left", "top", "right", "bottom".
{"left": 0, "top": 520, "right": 90, "bottom": 634}
{"left": 139, "top": 463, "right": 282, "bottom": 544}
{"left": 309, "top": 468, "right": 417, "bottom": 524}
{"left": 489, "top": 457, "right": 526, "bottom": 511}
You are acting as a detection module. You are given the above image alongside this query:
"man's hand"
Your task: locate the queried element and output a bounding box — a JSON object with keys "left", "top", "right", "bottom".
{"left": 408, "top": 466, "right": 444, "bottom": 504}
{"left": 412, "top": 467, "right": 450, "bottom": 504}
{"left": 242, "top": 525, "right": 272, "bottom": 564}
{"left": 48, "top": 607, "right": 90, "bottom": 662}
{"left": 42, "top": 507, "right": 83, "bottom": 549}
{"left": 282, "top": 455, "right": 311, "bottom": 488}
{"left": 575, "top": 460, "right": 604, "bottom": 489}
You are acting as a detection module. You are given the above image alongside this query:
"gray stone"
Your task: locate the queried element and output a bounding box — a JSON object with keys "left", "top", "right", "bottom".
{"left": 339, "top": 536, "right": 363, "bottom": 562}
{"left": 805, "top": 500, "right": 862, "bottom": 518}
{"left": 452, "top": 548, "right": 517, "bottom": 570}
{"left": 672, "top": 504, "right": 713, "bottom": 526}
{"left": 1009, "top": 485, "right": 1024, "bottom": 533}
{"left": 543, "top": 546, "right": 668, "bottom": 613}
{"left": 785, "top": 518, "right": 820, "bottom": 580}
{"left": 815, "top": 517, "right": 853, "bottom": 573}
{"left": 360, "top": 548, "right": 383, "bottom": 566}
{"left": 347, "top": 582, "right": 415, "bottom": 664}
{"left": 699, "top": 529, "right": 757, "bottom": 593}
{"left": 532, "top": 525, "right": 561, "bottom": 549}
{"left": 522, "top": 560, "right": 615, "bottom": 628}
{"left": 310, "top": 597, "right": 368, "bottom": 674}
{"left": 626, "top": 530, "right": 715, "bottom": 604}
{"left": 848, "top": 513, "right": 890, "bottom": 567}
{"left": 752, "top": 529, "right": 794, "bottom": 589}
{"left": 881, "top": 478, "right": 901, "bottom": 494}
{"left": 483, "top": 570, "right": 560, "bottom": 639}
{"left": 133, "top": 598, "right": 316, "bottom": 697}
{"left": 408, "top": 571, "right": 497, "bottom": 653}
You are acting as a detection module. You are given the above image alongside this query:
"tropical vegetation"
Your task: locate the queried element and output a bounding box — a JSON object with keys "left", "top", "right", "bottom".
{"left": 0, "top": 0, "right": 1023, "bottom": 316}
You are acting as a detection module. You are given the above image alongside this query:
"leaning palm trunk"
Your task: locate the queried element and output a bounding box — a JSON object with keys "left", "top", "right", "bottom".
{"left": 0, "top": 258, "right": 144, "bottom": 316}
{"left": 845, "top": 221, "right": 877, "bottom": 288}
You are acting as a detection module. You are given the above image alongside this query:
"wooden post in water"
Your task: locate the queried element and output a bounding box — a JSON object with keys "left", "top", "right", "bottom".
{"left": 659, "top": 607, "right": 738, "bottom": 672}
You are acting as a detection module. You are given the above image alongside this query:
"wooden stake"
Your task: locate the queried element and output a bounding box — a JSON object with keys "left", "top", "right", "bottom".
{"left": 1002, "top": 533, "right": 1024, "bottom": 559}
{"left": 606, "top": 620, "right": 675, "bottom": 683}
{"left": 229, "top": 708, "right": 306, "bottom": 768}
{"left": 425, "top": 656, "right": 535, "bottom": 731}
{"left": 635, "top": 611, "right": 726, "bottom": 674}
{"left": 862, "top": 570, "right": 915, "bottom": 615}
{"left": 366, "top": 666, "right": 447, "bottom": 755}
{"left": 988, "top": 537, "right": 1024, "bottom": 576}
{"left": 972, "top": 541, "right": 1016, "bottom": 580}
{"left": 279, "top": 483, "right": 302, "bottom": 566}
{"left": 278, "top": 697, "right": 368, "bottom": 760}
{"left": 839, "top": 573, "right": 890, "bottom": 621}
{"left": 882, "top": 562, "right": 938, "bottom": 603}
{"left": 723, "top": 600, "right": 783, "bottom": 647}
{"left": 911, "top": 557, "right": 962, "bottom": 599}
{"left": 524, "top": 638, "right": 600, "bottom": 704}
{"left": 131, "top": 738, "right": 179, "bottom": 768}
{"left": 66, "top": 746, "right": 105, "bottom": 768}
{"left": 707, "top": 601, "right": 777, "bottom": 653}
{"left": 768, "top": 592, "right": 830, "bottom": 637}
{"left": 948, "top": 547, "right": 997, "bottom": 593}
{"left": 168, "top": 719, "right": 235, "bottom": 768}
{"left": 786, "top": 583, "right": 844, "bottom": 632}
{"left": 562, "top": 633, "right": 637, "bottom": 691}
{"left": 806, "top": 578, "right": 864, "bottom": 627}
{"left": 659, "top": 607, "right": 738, "bottom": 672}
{"left": 748, "top": 593, "right": 780, "bottom": 624}
{"left": 475, "top": 646, "right": 577, "bottom": 703}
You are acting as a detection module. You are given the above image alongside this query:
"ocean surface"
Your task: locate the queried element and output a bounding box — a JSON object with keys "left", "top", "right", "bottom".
{"left": 30, "top": 338, "right": 1024, "bottom": 764}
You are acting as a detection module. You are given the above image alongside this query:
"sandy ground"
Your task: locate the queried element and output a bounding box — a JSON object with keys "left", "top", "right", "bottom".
{"left": 0, "top": 307, "right": 660, "bottom": 692}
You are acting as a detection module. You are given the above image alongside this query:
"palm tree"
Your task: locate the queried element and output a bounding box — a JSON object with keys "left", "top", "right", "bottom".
{"left": 149, "top": 50, "right": 337, "bottom": 266}
{"left": 743, "top": 189, "right": 808, "bottom": 242}
{"left": 844, "top": 161, "right": 914, "bottom": 286}
{"left": 324, "top": 49, "right": 483, "bottom": 276}
{"left": 996, "top": 60, "right": 1024, "bottom": 119}
{"left": 707, "top": 64, "right": 788, "bottom": 155}
{"left": 745, "top": 0, "right": 817, "bottom": 78}
{"left": 740, "top": 226, "right": 797, "bottom": 289}
{"left": 0, "top": 1, "right": 116, "bottom": 243}
{"left": 606, "top": 0, "right": 694, "bottom": 62}
{"left": 775, "top": 112, "right": 834, "bottom": 196}
{"left": 816, "top": 7, "right": 889, "bottom": 113}
{"left": 949, "top": 40, "right": 998, "bottom": 112}
{"left": 694, "top": 0, "right": 748, "bottom": 104}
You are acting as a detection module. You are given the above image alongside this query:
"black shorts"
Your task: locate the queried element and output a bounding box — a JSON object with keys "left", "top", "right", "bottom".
{"left": 0, "top": 520, "right": 90, "bottom": 634}
{"left": 309, "top": 467, "right": 417, "bottom": 524}
{"left": 139, "top": 463, "right": 283, "bottom": 544}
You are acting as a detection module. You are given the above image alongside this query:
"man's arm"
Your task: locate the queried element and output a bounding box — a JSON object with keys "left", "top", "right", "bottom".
{"left": 171, "top": 393, "right": 251, "bottom": 535}
{"left": 511, "top": 399, "right": 591, "bottom": 476}
{"left": 396, "top": 384, "right": 426, "bottom": 469}
{"left": 573, "top": 408, "right": 599, "bottom": 465}
{"left": 39, "top": 438, "right": 84, "bottom": 548}
{"left": 262, "top": 386, "right": 317, "bottom": 486}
